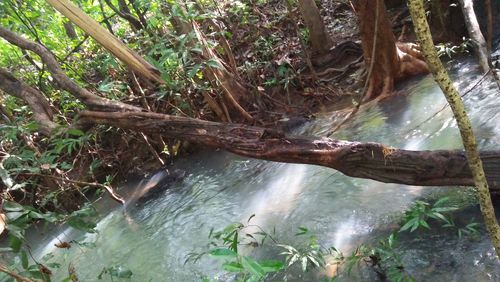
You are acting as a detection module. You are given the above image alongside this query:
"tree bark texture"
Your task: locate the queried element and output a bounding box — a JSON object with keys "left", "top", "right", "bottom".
{"left": 352, "top": 0, "right": 399, "bottom": 99}
{"left": 409, "top": 0, "right": 500, "bottom": 256}
{"left": 0, "top": 26, "right": 142, "bottom": 112}
{"left": 458, "top": 0, "right": 490, "bottom": 73}
{"left": 352, "top": 0, "right": 428, "bottom": 100}
{"left": 297, "top": 0, "right": 333, "bottom": 56}
{"left": 485, "top": 0, "right": 493, "bottom": 53}
{"left": 78, "top": 111, "right": 500, "bottom": 191}
{"left": 0, "top": 68, "right": 57, "bottom": 135}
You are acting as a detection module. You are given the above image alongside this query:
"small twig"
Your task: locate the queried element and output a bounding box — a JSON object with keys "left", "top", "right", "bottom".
{"left": 0, "top": 263, "right": 37, "bottom": 282}
{"left": 140, "top": 133, "right": 165, "bottom": 166}
{"left": 130, "top": 71, "right": 152, "bottom": 111}
{"left": 20, "top": 173, "right": 125, "bottom": 205}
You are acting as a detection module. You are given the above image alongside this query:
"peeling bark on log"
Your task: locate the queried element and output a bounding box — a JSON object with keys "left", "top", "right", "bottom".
{"left": 78, "top": 111, "right": 500, "bottom": 190}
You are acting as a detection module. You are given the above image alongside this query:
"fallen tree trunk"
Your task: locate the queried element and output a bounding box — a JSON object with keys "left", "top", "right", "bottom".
{"left": 78, "top": 111, "right": 500, "bottom": 190}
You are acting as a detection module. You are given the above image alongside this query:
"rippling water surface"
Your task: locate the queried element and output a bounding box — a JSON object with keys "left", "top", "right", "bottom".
{"left": 31, "top": 58, "right": 500, "bottom": 281}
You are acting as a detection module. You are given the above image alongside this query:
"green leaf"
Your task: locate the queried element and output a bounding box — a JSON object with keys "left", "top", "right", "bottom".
{"left": 208, "top": 248, "right": 237, "bottom": 258}
{"left": 399, "top": 217, "right": 418, "bottom": 232}
{"left": 295, "top": 226, "right": 308, "bottom": 236}
{"left": 433, "top": 197, "right": 449, "bottom": 207}
{"left": 204, "top": 58, "right": 222, "bottom": 69}
{"left": 419, "top": 219, "right": 430, "bottom": 229}
{"left": 67, "top": 128, "right": 84, "bottom": 137}
{"left": 222, "top": 261, "right": 244, "bottom": 272}
{"left": 9, "top": 235, "right": 23, "bottom": 253}
{"left": 67, "top": 217, "right": 96, "bottom": 233}
{"left": 3, "top": 201, "right": 24, "bottom": 212}
{"left": 301, "top": 256, "right": 308, "bottom": 272}
{"left": 21, "top": 250, "right": 29, "bottom": 269}
{"left": 187, "top": 63, "right": 202, "bottom": 78}
{"left": 429, "top": 212, "right": 450, "bottom": 223}
{"left": 222, "top": 223, "right": 244, "bottom": 234}
{"left": 6, "top": 211, "right": 27, "bottom": 222}
{"left": 231, "top": 231, "right": 238, "bottom": 253}
{"left": 70, "top": 205, "right": 97, "bottom": 218}
{"left": 259, "top": 260, "right": 284, "bottom": 272}
{"left": 0, "top": 165, "right": 13, "bottom": 188}
{"left": 241, "top": 256, "right": 265, "bottom": 278}
{"left": 28, "top": 211, "right": 46, "bottom": 220}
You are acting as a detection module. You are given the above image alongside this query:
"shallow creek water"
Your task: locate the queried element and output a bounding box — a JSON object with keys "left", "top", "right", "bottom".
{"left": 29, "top": 58, "right": 500, "bottom": 281}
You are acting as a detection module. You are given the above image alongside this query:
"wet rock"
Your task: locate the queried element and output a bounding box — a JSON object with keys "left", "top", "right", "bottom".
{"left": 276, "top": 116, "right": 309, "bottom": 132}
{"left": 134, "top": 169, "right": 187, "bottom": 204}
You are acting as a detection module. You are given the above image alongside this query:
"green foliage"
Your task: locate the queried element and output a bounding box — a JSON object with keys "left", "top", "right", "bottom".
{"left": 400, "top": 197, "right": 457, "bottom": 232}
{"left": 98, "top": 265, "right": 134, "bottom": 280}
{"left": 436, "top": 37, "right": 473, "bottom": 58}
{"left": 278, "top": 227, "right": 330, "bottom": 272}
{"left": 1, "top": 200, "right": 99, "bottom": 281}
{"left": 191, "top": 196, "right": 482, "bottom": 281}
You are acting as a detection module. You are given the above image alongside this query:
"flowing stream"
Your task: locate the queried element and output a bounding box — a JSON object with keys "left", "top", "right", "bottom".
{"left": 29, "top": 58, "right": 500, "bottom": 281}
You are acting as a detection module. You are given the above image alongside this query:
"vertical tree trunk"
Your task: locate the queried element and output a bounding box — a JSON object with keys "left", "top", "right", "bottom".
{"left": 409, "top": 0, "right": 500, "bottom": 257}
{"left": 429, "top": 0, "right": 447, "bottom": 35}
{"left": 484, "top": 0, "right": 493, "bottom": 53}
{"left": 458, "top": 0, "right": 490, "bottom": 73}
{"left": 297, "top": 0, "right": 333, "bottom": 56}
{"left": 352, "top": 0, "right": 399, "bottom": 99}
{"left": 351, "top": 0, "right": 428, "bottom": 100}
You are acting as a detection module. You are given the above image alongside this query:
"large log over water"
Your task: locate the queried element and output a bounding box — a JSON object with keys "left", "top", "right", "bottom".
{"left": 79, "top": 111, "right": 500, "bottom": 190}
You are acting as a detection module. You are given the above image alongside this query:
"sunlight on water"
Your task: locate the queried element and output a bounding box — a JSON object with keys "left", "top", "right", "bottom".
{"left": 243, "top": 164, "right": 307, "bottom": 225}
{"left": 29, "top": 57, "right": 500, "bottom": 281}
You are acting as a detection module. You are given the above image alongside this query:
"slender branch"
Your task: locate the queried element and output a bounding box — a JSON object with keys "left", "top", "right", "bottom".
{"left": 0, "top": 25, "right": 142, "bottom": 112}
{"left": 0, "top": 68, "right": 57, "bottom": 135}
{"left": 103, "top": 0, "right": 144, "bottom": 31}
{"left": 21, "top": 173, "right": 125, "bottom": 205}
{"left": 98, "top": 0, "right": 116, "bottom": 35}
{"left": 0, "top": 264, "right": 36, "bottom": 282}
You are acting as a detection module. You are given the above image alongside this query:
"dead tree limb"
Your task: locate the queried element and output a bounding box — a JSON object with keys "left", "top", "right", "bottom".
{"left": 77, "top": 111, "right": 500, "bottom": 191}
{"left": 0, "top": 68, "right": 57, "bottom": 135}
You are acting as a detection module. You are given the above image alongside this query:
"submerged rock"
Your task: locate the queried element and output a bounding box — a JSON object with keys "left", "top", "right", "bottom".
{"left": 130, "top": 169, "right": 187, "bottom": 205}
{"left": 276, "top": 116, "right": 309, "bottom": 132}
